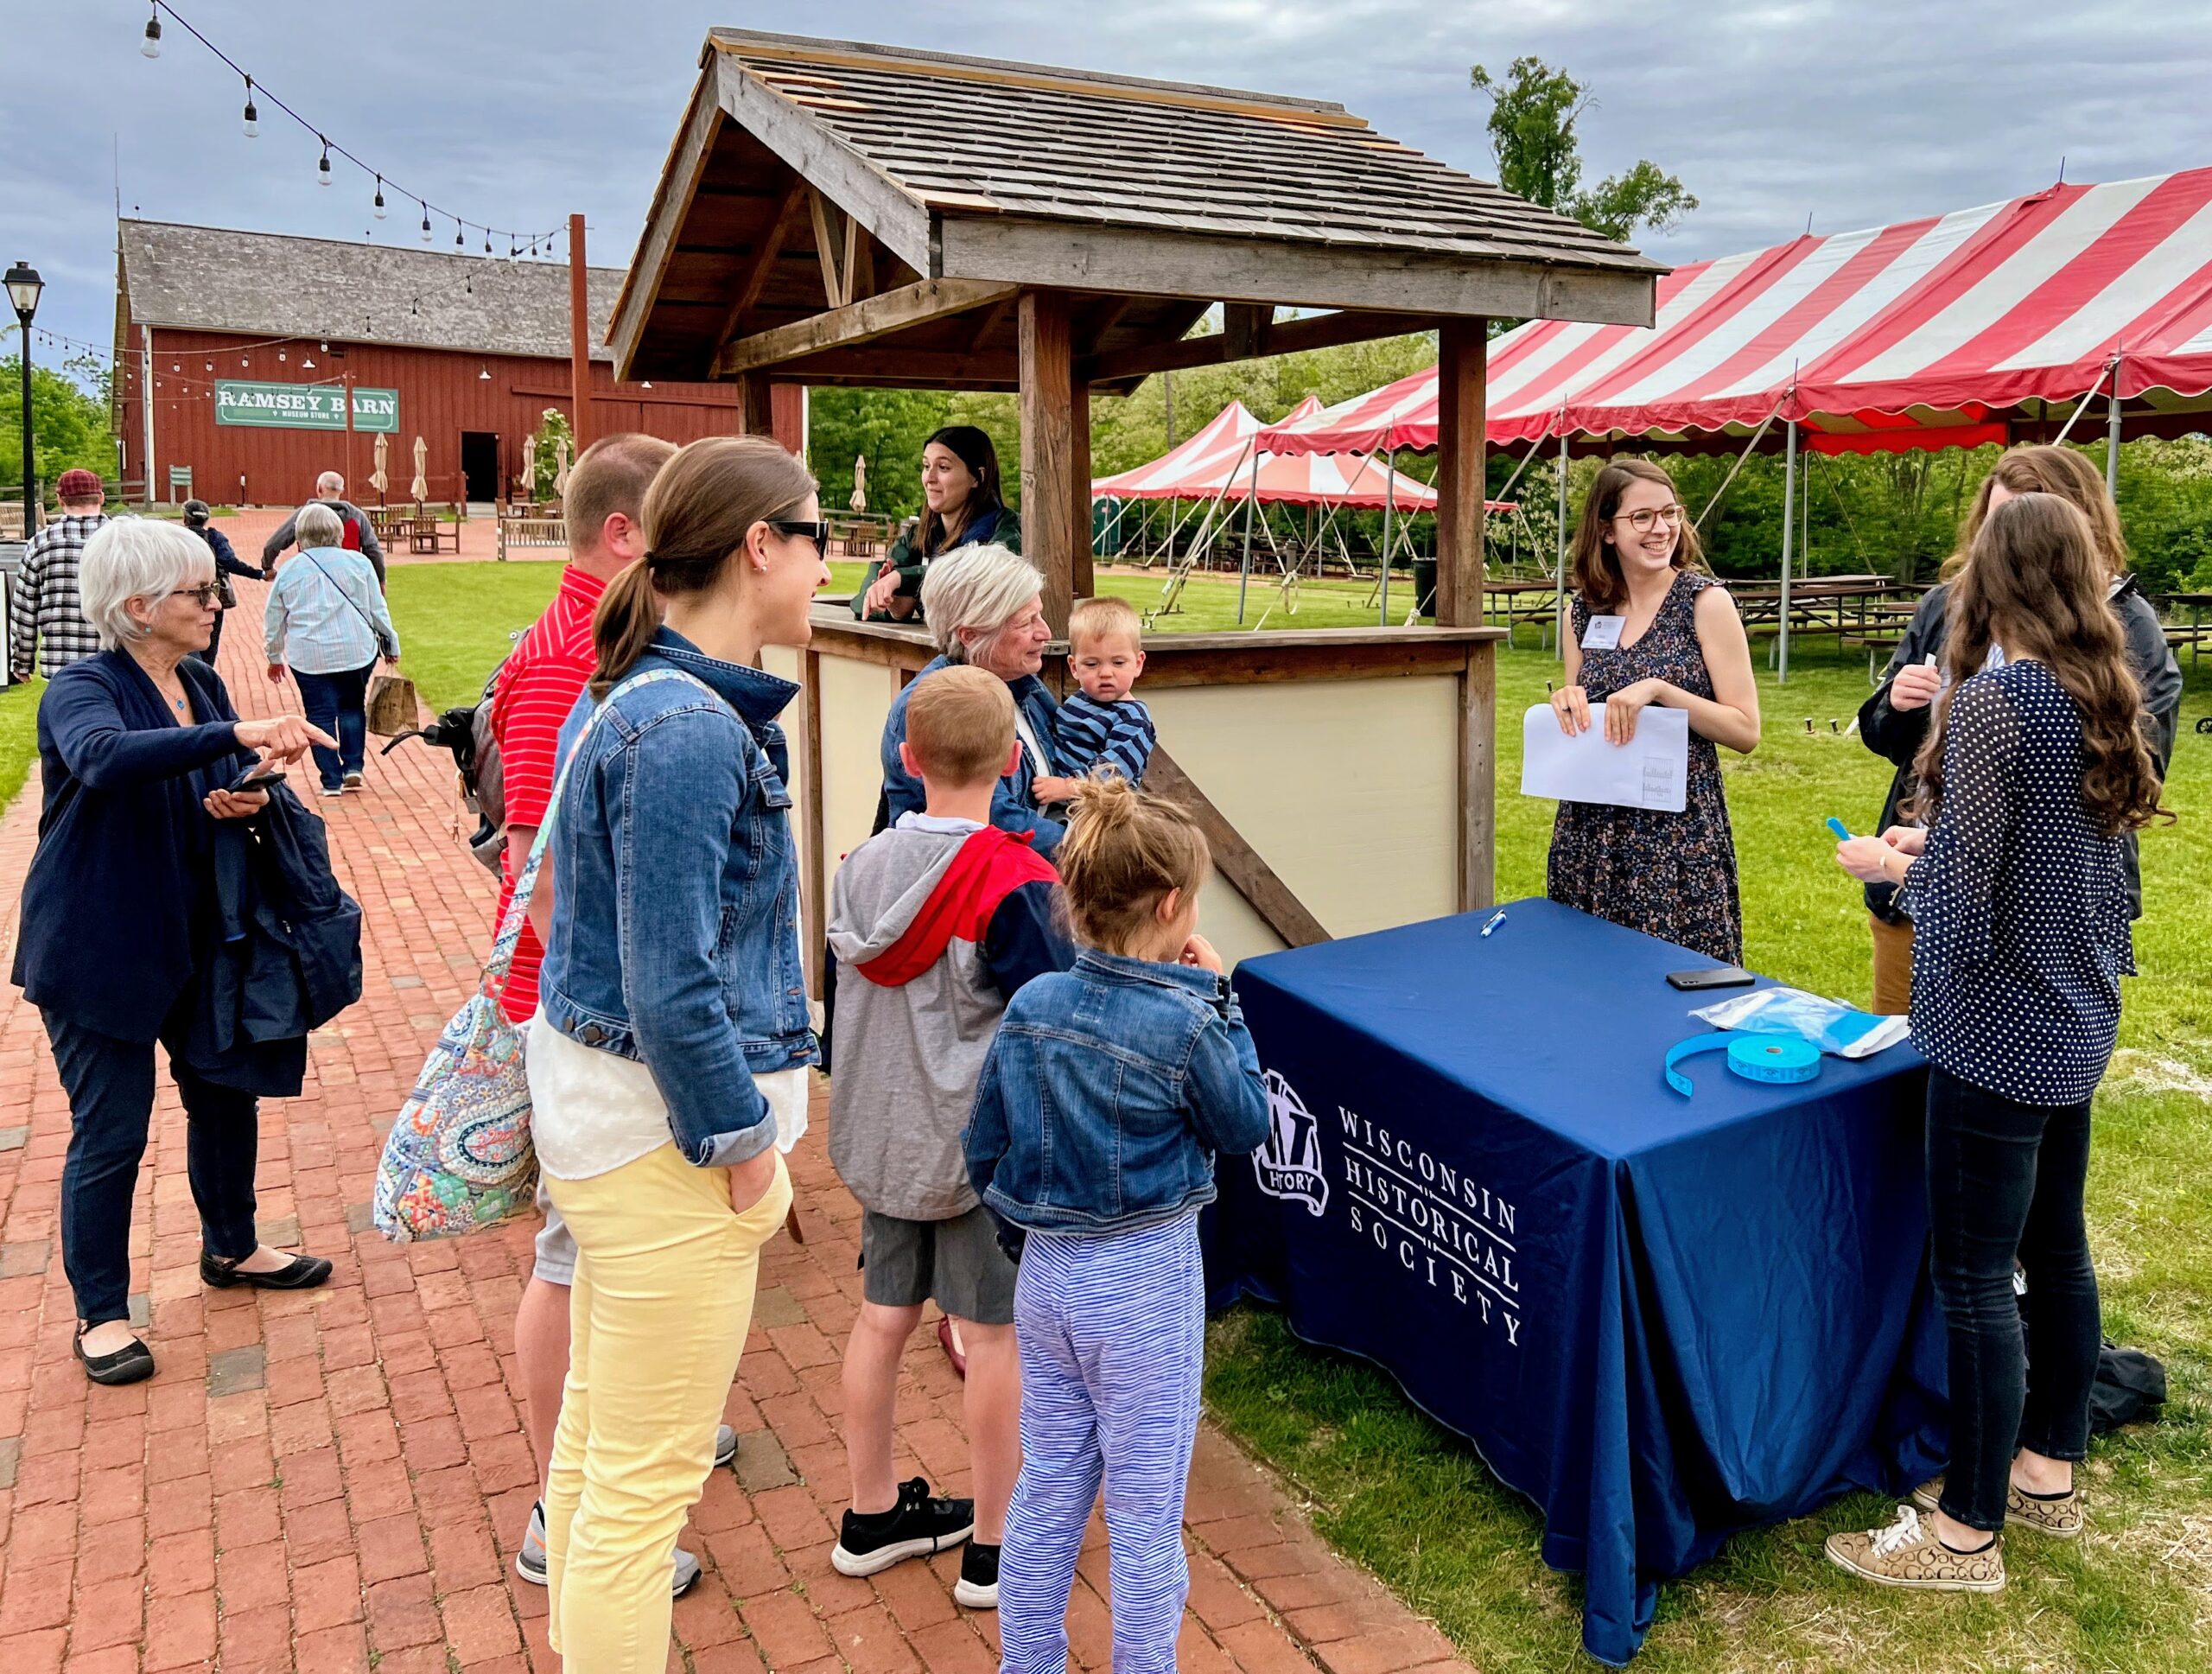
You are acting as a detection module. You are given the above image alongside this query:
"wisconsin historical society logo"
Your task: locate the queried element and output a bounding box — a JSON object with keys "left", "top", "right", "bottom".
{"left": 1253, "top": 1070, "right": 1328, "bottom": 1216}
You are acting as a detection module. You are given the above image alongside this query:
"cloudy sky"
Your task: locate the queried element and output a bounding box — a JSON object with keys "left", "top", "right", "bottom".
{"left": 7, "top": 0, "right": 2212, "bottom": 367}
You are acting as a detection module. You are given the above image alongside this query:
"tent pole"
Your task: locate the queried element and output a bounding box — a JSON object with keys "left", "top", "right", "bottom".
{"left": 2105, "top": 352, "right": 2124, "bottom": 493}
{"left": 1780, "top": 417, "right": 1797, "bottom": 686}
{"left": 1235, "top": 446, "right": 1260, "bottom": 624}
{"left": 1378, "top": 449, "right": 1396, "bottom": 625}
{"left": 1555, "top": 430, "right": 1569, "bottom": 660}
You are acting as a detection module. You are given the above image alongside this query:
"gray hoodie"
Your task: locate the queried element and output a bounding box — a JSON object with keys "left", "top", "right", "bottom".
{"left": 825, "top": 814, "right": 1066, "bottom": 1220}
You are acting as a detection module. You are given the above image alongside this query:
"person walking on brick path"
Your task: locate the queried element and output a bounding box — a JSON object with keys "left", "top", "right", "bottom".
{"left": 484, "top": 432, "right": 742, "bottom": 1595}
{"left": 527, "top": 436, "right": 828, "bottom": 1673}
{"left": 8, "top": 466, "right": 110, "bottom": 682}
{"left": 826, "top": 666, "right": 1072, "bottom": 1614}
{"left": 264, "top": 502, "right": 400, "bottom": 796}
{"left": 182, "top": 497, "right": 265, "bottom": 670}
{"left": 261, "top": 469, "right": 387, "bottom": 586}
{"left": 11, "top": 518, "right": 339, "bottom": 1386}
{"left": 967, "top": 776, "right": 1269, "bottom": 1673}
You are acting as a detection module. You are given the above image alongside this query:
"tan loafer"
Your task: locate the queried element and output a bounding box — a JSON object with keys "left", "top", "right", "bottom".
{"left": 1825, "top": 1505, "right": 2005, "bottom": 1593}
{"left": 1911, "top": 1474, "right": 2083, "bottom": 1538}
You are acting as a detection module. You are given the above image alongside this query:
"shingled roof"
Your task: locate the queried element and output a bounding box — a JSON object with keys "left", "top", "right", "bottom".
{"left": 118, "top": 219, "right": 625, "bottom": 360}
{"left": 708, "top": 30, "right": 1654, "bottom": 271}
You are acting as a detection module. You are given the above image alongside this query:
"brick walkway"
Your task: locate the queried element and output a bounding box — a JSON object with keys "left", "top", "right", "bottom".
{"left": 0, "top": 577, "right": 1474, "bottom": 1673}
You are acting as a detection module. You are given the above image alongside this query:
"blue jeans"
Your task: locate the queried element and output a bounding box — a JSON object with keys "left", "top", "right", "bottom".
{"left": 1926, "top": 1066, "right": 2100, "bottom": 1532}
{"left": 294, "top": 661, "right": 374, "bottom": 789}
{"left": 45, "top": 1013, "right": 261, "bottom": 1328}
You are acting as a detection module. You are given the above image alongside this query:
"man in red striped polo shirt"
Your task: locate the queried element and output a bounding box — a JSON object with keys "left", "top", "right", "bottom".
{"left": 491, "top": 434, "right": 742, "bottom": 1593}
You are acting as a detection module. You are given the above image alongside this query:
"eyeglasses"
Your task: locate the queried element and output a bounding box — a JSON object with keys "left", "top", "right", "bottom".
{"left": 1612, "top": 504, "right": 1686, "bottom": 533}
{"left": 166, "top": 582, "right": 225, "bottom": 607}
{"left": 768, "top": 519, "right": 830, "bottom": 551}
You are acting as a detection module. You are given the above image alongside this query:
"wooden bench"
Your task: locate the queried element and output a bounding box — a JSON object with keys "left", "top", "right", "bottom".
{"left": 497, "top": 515, "right": 569, "bottom": 562}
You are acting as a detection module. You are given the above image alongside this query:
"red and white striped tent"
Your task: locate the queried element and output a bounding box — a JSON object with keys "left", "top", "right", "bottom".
{"left": 1260, "top": 167, "right": 2212, "bottom": 458}
{"left": 1092, "top": 398, "right": 1453, "bottom": 508}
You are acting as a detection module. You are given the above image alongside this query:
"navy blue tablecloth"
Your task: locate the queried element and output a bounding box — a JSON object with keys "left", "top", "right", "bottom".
{"left": 1205, "top": 900, "right": 1947, "bottom": 1665}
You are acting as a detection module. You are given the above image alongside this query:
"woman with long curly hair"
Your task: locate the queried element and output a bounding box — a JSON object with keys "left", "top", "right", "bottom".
{"left": 1827, "top": 493, "right": 2168, "bottom": 1595}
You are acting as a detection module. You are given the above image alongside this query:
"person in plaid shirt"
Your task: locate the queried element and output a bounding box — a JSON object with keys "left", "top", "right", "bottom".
{"left": 10, "top": 469, "right": 111, "bottom": 681}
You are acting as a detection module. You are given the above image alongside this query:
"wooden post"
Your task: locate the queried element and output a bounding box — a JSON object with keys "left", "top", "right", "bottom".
{"left": 738, "top": 372, "right": 776, "bottom": 438}
{"left": 568, "top": 213, "right": 594, "bottom": 450}
{"left": 1070, "top": 376, "right": 1094, "bottom": 604}
{"left": 1018, "top": 290, "right": 1077, "bottom": 634}
{"left": 1433, "top": 317, "right": 1488, "bottom": 627}
{"left": 1459, "top": 646, "right": 1497, "bottom": 912}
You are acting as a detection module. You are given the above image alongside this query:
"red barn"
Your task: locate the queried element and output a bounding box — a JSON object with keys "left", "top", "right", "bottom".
{"left": 111, "top": 218, "right": 802, "bottom": 507}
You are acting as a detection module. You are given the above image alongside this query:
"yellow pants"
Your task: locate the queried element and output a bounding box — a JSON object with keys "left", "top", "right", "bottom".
{"left": 1869, "top": 913, "right": 1915, "bottom": 1017}
{"left": 541, "top": 1143, "right": 792, "bottom": 1672}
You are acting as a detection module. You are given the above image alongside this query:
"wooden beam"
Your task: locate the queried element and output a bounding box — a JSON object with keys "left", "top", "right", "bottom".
{"left": 809, "top": 188, "right": 852, "bottom": 309}
{"left": 713, "top": 55, "right": 933, "bottom": 274}
{"left": 1432, "top": 317, "right": 1487, "bottom": 628}
{"left": 942, "top": 218, "right": 1659, "bottom": 327}
{"left": 1460, "top": 645, "right": 1497, "bottom": 911}
{"left": 1020, "top": 290, "right": 1079, "bottom": 637}
{"left": 738, "top": 372, "right": 776, "bottom": 437}
{"left": 712, "top": 175, "right": 808, "bottom": 355}
{"left": 607, "top": 70, "right": 726, "bottom": 378}
{"left": 569, "top": 213, "right": 596, "bottom": 451}
{"left": 969, "top": 296, "right": 1013, "bottom": 353}
{"left": 1145, "top": 748, "right": 1330, "bottom": 948}
{"left": 1080, "top": 306, "right": 1438, "bottom": 383}
{"left": 843, "top": 213, "right": 876, "bottom": 305}
{"left": 717, "top": 278, "right": 1020, "bottom": 376}
{"left": 1071, "top": 378, "right": 1094, "bottom": 604}
{"left": 1222, "top": 303, "right": 1271, "bottom": 361}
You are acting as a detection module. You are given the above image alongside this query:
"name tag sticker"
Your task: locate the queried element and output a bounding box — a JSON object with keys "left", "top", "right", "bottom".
{"left": 1581, "top": 615, "right": 1626, "bottom": 650}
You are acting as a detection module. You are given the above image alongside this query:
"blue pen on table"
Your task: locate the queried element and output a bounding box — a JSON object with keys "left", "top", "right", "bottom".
{"left": 1479, "top": 908, "right": 1508, "bottom": 937}
{"left": 1825, "top": 818, "right": 1853, "bottom": 840}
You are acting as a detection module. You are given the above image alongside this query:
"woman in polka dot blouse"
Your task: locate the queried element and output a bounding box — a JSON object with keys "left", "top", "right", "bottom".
{"left": 1826, "top": 493, "right": 2169, "bottom": 1594}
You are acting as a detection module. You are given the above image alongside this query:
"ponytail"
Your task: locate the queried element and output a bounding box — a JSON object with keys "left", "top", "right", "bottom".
{"left": 1058, "top": 775, "right": 1211, "bottom": 955}
{"left": 585, "top": 435, "right": 817, "bottom": 701}
{"left": 588, "top": 560, "right": 664, "bottom": 701}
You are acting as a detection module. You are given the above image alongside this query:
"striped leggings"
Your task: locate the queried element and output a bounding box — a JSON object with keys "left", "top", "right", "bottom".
{"left": 999, "top": 1214, "right": 1205, "bottom": 1674}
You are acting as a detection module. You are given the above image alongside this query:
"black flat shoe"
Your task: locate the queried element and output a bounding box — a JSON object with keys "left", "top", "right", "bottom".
{"left": 200, "top": 1251, "right": 334, "bottom": 1290}
{"left": 74, "top": 1328, "right": 156, "bottom": 1386}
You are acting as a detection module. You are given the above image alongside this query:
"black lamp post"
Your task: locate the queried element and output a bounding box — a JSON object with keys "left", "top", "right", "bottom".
{"left": 5, "top": 260, "right": 42, "bottom": 536}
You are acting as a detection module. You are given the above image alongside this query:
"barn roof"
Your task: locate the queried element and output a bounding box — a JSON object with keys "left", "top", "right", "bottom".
{"left": 610, "top": 31, "right": 1664, "bottom": 386}
{"left": 118, "top": 219, "right": 624, "bottom": 360}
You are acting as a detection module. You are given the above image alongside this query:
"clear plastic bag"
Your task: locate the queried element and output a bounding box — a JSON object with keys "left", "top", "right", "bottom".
{"left": 1688, "top": 985, "right": 1910, "bottom": 1060}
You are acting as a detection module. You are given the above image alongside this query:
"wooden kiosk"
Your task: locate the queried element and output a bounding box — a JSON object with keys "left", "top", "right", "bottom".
{"left": 607, "top": 29, "right": 1661, "bottom": 976}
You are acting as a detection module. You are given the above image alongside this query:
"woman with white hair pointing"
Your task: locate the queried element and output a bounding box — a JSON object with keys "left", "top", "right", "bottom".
{"left": 13, "top": 518, "right": 340, "bottom": 1385}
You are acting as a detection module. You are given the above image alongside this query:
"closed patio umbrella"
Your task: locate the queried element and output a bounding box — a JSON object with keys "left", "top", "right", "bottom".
{"left": 410, "top": 436, "right": 429, "bottom": 503}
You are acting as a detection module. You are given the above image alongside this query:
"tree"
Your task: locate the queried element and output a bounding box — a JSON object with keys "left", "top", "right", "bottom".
{"left": 2, "top": 347, "right": 117, "bottom": 495}
{"left": 807, "top": 386, "right": 951, "bottom": 520}
{"left": 1468, "top": 57, "right": 1697, "bottom": 242}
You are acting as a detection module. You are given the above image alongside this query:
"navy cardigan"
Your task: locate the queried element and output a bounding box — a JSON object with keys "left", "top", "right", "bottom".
{"left": 13, "top": 651, "right": 261, "bottom": 1042}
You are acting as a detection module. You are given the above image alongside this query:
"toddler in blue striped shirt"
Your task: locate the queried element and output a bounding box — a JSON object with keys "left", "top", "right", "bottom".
{"left": 1036, "top": 596, "right": 1155, "bottom": 800}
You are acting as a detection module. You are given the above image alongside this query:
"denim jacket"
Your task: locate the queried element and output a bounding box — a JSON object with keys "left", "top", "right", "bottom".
{"left": 965, "top": 948, "right": 1270, "bottom": 1236}
{"left": 538, "top": 628, "right": 814, "bottom": 1167}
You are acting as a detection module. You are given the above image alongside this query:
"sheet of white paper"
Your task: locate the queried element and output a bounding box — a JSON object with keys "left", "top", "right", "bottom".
{"left": 1519, "top": 703, "right": 1690, "bottom": 813}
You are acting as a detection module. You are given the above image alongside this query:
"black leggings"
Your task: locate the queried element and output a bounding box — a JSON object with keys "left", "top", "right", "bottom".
{"left": 1925, "top": 1066, "right": 2099, "bottom": 1532}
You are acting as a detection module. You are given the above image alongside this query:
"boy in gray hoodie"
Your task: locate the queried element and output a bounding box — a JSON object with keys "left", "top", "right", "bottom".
{"left": 824, "top": 666, "right": 1068, "bottom": 1610}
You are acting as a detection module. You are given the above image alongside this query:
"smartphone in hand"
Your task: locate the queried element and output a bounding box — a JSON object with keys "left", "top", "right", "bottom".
{"left": 229, "top": 763, "right": 289, "bottom": 793}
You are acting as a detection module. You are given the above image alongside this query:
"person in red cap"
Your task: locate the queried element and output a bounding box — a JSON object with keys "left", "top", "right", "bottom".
{"left": 10, "top": 468, "right": 111, "bottom": 682}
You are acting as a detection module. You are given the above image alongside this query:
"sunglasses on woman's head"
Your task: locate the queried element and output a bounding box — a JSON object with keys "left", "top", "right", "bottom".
{"left": 167, "top": 582, "right": 225, "bottom": 606}
{"left": 768, "top": 519, "right": 830, "bottom": 551}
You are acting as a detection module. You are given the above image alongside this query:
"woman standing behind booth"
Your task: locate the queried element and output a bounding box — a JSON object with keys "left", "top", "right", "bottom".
{"left": 854, "top": 426, "right": 1020, "bottom": 622}
{"left": 1856, "top": 443, "right": 2181, "bottom": 1015}
{"left": 1828, "top": 493, "right": 2167, "bottom": 1593}
{"left": 1546, "top": 460, "right": 1760, "bottom": 964}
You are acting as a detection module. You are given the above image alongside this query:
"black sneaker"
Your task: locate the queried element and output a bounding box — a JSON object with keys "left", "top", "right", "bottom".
{"left": 954, "top": 1540, "right": 999, "bottom": 1610}
{"left": 830, "top": 1477, "right": 975, "bottom": 1577}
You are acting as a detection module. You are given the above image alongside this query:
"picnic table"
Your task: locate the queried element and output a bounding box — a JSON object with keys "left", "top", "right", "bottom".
{"left": 2163, "top": 592, "right": 2212, "bottom": 663}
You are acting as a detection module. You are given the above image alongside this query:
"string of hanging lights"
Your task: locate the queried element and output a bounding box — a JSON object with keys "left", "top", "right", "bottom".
{"left": 137, "top": 1, "right": 566, "bottom": 260}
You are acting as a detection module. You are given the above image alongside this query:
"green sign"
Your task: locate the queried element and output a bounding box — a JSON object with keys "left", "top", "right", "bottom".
{"left": 214, "top": 379, "right": 399, "bottom": 433}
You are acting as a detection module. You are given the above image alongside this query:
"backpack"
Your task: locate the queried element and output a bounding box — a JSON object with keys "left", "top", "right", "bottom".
{"left": 380, "top": 658, "right": 511, "bottom": 874}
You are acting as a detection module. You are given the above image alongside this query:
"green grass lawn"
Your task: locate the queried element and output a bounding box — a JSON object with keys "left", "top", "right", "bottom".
{"left": 0, "top": 674, "right": 41, "bottom": 808}
{"left": 380, "top": 558, "right": 2212, "bottom": 1671}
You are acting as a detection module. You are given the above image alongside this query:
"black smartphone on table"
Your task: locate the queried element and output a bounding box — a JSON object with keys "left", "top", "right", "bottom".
{"left": 1666, "top": 966, "right": 1755, "bottom": 992}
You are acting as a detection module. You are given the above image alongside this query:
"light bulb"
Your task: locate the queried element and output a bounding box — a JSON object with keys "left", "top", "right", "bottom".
{"left": 420, "top": 207, "right": 431, "bottom": 243}
{"left": 302, "top": 357, "right": 315, "bottom": 369}
{"left": 318, "top": 143, "right": 332, "bottom": 188}
{"left": 141, "top": 11, "right": 162, "bottom": 58}
{"left": 242, "top": 80, "right": 257, "bottom": 137}
{"left": 373, "top": 179, "right": 386, "bottom": 219}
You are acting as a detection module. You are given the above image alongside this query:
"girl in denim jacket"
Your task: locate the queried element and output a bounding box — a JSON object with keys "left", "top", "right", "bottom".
{"left": 967, "top": 778, "right": 1269, "bottom": 1674}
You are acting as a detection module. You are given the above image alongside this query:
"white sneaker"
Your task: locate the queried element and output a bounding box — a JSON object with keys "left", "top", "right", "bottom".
{"left": 515, "top": 1501, "right": 702, "bottom": 1595}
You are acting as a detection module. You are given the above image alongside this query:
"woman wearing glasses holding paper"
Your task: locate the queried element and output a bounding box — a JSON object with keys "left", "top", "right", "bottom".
{"left": 1545, "top": 459, "right": 1760, "bottom": 963}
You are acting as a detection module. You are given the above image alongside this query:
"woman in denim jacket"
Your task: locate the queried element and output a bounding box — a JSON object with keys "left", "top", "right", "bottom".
{"left": 528, "top": 436, "right": 829, "bottom": 1673}
{"left": 966, "top": 777, "right": 1269, "bottom": 1674}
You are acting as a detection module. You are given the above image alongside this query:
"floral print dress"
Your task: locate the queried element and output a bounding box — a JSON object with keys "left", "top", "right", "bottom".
{"left": 1546, "top": 570, "right": 1743, "bottom": 964}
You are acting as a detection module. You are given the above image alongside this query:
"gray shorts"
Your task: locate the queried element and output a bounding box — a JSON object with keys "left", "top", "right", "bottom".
{"left": 532, "top": 1176, "right": 578, "bottom": 1286}
{"left": 859, "top": 1205, "right": 1016, "bottom": 1325}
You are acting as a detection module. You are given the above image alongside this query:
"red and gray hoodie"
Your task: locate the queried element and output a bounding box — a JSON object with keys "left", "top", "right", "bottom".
{"left": 825, "top": 814, "right": 1069, "bottom": 1220}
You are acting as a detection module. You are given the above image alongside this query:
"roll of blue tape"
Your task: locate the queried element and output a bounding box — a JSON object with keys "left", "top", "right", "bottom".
{"left": 1663, "top": 1033, "right": 1821, "bottom": 1097}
